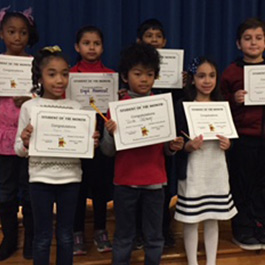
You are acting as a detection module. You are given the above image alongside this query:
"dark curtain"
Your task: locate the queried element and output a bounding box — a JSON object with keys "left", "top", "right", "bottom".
{"left": 1, "top": 0, "right": 265, "bottom": 73}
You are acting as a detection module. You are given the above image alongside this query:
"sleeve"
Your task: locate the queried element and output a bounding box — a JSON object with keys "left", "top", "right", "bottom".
{"left": 100, "top": 127, "right": 116, "bottom": 157}
{"left": 14, "top": 103, "right": 30, "bottom": 157}
{"left": 220, "top": 68, "right": 236, "bottom": 105}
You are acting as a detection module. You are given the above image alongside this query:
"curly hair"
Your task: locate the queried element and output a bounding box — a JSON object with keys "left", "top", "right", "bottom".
{"left": 31, "top": 48, "right": 69, "bottom": 96}
{"left": 0, "top": 11, "right": 39, "bottom": 47}
{"left": 119, "top": 43, "right": 160, "bottom": 81}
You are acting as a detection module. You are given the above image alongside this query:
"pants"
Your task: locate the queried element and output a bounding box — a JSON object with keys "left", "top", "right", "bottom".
{"left": 112, "top": 186, "right": 164, "bottom": 265}
{"left": 30, "top": 182, "right": 80, "bottom": 265}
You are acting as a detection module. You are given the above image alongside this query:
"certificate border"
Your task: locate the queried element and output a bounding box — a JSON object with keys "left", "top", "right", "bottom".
{"left": 183, "top": 102, "right": 238, "bottom": 140}
{"left": 110, "top": 93, "right": 176, "bottom": 151}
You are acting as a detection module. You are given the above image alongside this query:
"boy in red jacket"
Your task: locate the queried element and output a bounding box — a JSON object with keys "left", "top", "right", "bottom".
{"left": 101, "top": 43, "right": 184, "bottom": 265}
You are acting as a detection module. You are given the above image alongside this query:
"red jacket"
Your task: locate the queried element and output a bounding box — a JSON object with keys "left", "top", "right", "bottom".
{"left": 221, "top": 59, "right": 265, "bottom": 137}
{"left": 70, "top": 60, "right": 114, "bottom": 73}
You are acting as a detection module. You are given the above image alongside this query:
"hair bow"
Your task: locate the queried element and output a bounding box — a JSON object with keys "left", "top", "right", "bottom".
{"left": 187, "top": 57, "right": 201, "bottom": 75}
{"left": 0, "top": 6, "right": 10, "bottom": 23}
{"left": 20, "top": 7, "right": 34, "bottom": 25}
{"left": 42, "top": 45, "right": 62, "bottom": 53}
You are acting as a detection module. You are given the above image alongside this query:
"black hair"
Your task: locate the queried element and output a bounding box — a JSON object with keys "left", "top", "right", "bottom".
{"left": 75, "top": 25, "right": 104, "bottom": 45}
{"left": 119, "top": 43, "right": 160, "bottom": 81}
{"left": 137, "top": 18, "right": 165, "bottom": 40}
{"left": 31, "top": 47, "right": 69, "bottom": 97}
{"left": 0, "top": 11, "right": 39, "bottom": 47}
{"left": 236, "top": 17, "right": 265, "bottom": 41}
{"left": 184, "top": 56, "right": 222, "bottom": 101}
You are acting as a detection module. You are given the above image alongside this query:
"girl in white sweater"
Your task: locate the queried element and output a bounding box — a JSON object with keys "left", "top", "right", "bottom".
{"left": 15, "top": 46, "right": 99, "bottom": 265}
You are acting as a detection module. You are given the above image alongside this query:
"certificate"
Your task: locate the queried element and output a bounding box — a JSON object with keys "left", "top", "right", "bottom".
{"left": 0, "top": 55, "right": 33, "bottom": 96}
{"left": 153, "top": 49, "right": 184, "bottom": 89}
{"left": 109, "top": 93, "right": 176, "bottom": 151}
{"left": 183, "top": 102, "right": 238, "bottom": 140}
{"left": 244, "top": 65, "right": 265, "bottom": 105}
{"left": 29, "top": 107, "right": 96, "bottom": 158}
{"left": 66, "top": 73, "right": 118, "bottom": 113}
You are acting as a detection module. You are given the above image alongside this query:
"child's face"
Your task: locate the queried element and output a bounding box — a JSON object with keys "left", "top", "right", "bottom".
{"left": 0, "top": 17, "right": 29, "bottom": 56}
{"left": 139, "top": 28, "right": 166, "bottom": 49}
{"left": 237, "top": 27, "right": 265, "bottom": 62}
{"left": 122, "top": 64, "right": 156, "bottom": 95}
{"left": 40, "top": 57, "right": 69, "bottom": 100}
{"left": 193, "top": 62, "right": 217, "bottom": 101}
{"left": 75, "top": 32, "right": 103, "bottom": 63}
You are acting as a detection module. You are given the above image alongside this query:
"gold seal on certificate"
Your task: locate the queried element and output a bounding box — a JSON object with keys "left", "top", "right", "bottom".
{"left": 29, "top": 107, "right": 96, "bottom": 158}
{"left": 109, "top": 93, "right": 176, "bottom": 151}
{"left": 183, "top": 102, "right": 238, "bottom": 140}
{"left": 153, "top": 49, "right": 184, "bottom": 89}
{"left": 66, "top": 73, "right": 118, "bottom": 113}
{"left": 0, "top": 55, "right": 33, "bottom": 96}
{"left": 244, "top": 65, "right": 265, "bottom": 105}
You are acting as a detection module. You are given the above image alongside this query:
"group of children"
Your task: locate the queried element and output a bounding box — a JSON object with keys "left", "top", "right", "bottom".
{"left": 1, "top": 5, "right": 265, "bottom": 265}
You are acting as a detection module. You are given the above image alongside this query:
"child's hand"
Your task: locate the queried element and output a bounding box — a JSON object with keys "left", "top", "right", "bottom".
{"left": 182, "top": 71, "right": 188, "bottom": 87}
{"left": 118, "top": 89, "right": 127, "bottom": 99}
{"left": 105, "top": 119, "right": 117, "bottom": 136}
{"left": 93, "top": 130, "right": 100, "bottom": 148}
{"left": 169, "top": 136, "right": 184, "bottom": 151}
{"left": 13, "top": 96, "right": 31, "bottom": 108}
{"left": 216, "top": 135, "right": 231, "bottom": 150}
{"left": 234, "top": 90, "right": 247, "bottom": 104}
{"left": 21, "top": 124, "right": 33, "bottom": 148}
{"left": 184, "top": 135, "right": 203, "bottom": 152}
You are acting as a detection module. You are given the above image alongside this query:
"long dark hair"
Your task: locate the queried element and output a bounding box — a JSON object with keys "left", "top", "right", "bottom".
{"left": 184, "top": 56, "right": 222, "bottom": 101}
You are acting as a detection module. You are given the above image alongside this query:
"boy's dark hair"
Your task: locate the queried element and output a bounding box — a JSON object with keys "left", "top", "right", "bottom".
{"left": 75, "top": 25, "right": 104, "bottom": 44}
{"left": 31, "top": 47, "right": 69, "bottom": 97}
{"left": 119, "top": 43, "right": 160, "bottom": 80}
{"left": 137, "top": 18, "right": 165, "bottom": 40}
{"left": 236, "top": 17, "right": 265, "bottom": 41}
{"left": 185, "top": 56, "right": 222, "bottom": 101}
{"left": 0, "top": 11, "right": 39, "bottom": 47}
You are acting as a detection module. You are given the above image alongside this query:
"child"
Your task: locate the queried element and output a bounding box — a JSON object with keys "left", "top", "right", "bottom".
{"left": 71, "top": 25, "right": 114, "bottom": 254}
{"left": 101, "top": 43, "right": 184, "bottom": 265}
{"left": 0, "top": 6, "right": 38, "bottom": 260}
{"left": 136, "top": 18, "right": 184, "bottom": 248}
{"left": 221, "top": 18, "right": 265, "bottom": 250}
{"left": 174, "top": 56, "right": 237, "bottom": 265}
{"left": 14, "top": 46, "right": 100, "bottom": 265}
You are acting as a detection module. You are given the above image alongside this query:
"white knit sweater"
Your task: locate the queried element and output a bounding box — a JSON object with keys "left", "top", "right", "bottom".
{"left": 15, "top": 97, "right": 82, "bottom": 184}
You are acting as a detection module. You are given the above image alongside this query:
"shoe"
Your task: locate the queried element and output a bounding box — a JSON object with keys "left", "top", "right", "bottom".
{"left": 232, "top": 235, "right": 261, "bottom": 250}
{"left": 133, "top": 234, "right": 144, "bottom": 250}
{"left": 164, "top": 230, "right": 176, "bottom": 248}
{"left": 94, "top": 230, "right": 112, "bottom": 253}
{"left": 73, "top": 231, "right": 87, "bottom": 256}
{"left": 254, "top": 220, "right": 265, "bottom": 249}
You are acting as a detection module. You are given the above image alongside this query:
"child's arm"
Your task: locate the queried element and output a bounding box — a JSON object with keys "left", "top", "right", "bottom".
{"left": 14, "top": 104, "right": 31, "bottom": 157}
{"left": 93, "top": 130, "right": 100, "bottom": 148}
{"left": 100, "top": 119, "right": 117, "bottom": 157}
{"left": 184, "top": 135, "right": 203, "bottom": 153}
{"left": 216, "top": 135, "right": 231, "bottom": 150}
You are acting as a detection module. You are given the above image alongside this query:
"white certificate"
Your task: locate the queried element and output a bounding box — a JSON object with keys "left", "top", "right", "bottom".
{"left": 0, "top": 55, "right": 33, "bottom": 96}
{"left": 66, "top": 73, "right": 118, "bottom": 113}
{"left": 183, "top": 102, "right": 238, "bottom": 140}
{"left": 244, "top": 65, "right": 265, "bottom": 105}
{"left": 109, "top": 93, "right": 176, "bottom": 151}
{"left": 29, "top": 107, "right": 96, "bottom": 158}
{"left": 153, "top": 49, "right": 184, "bottom": 89}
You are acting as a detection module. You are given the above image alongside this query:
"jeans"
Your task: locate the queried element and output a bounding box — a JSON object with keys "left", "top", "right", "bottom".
{"left": 112, "top": 185, "right": 164, "bottom": 265}
{"left": 30, "top": 182, "right": 80, "bottom": 265}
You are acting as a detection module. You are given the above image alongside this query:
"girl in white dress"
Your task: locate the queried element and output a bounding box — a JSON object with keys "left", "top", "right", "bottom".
{"left": 174, "top": 57, "right": 237, "bottom": 265}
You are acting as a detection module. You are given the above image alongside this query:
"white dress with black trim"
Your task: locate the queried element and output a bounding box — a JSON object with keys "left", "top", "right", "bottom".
{"left": 175, "top": 140, "right": 237, "bottom": 223}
